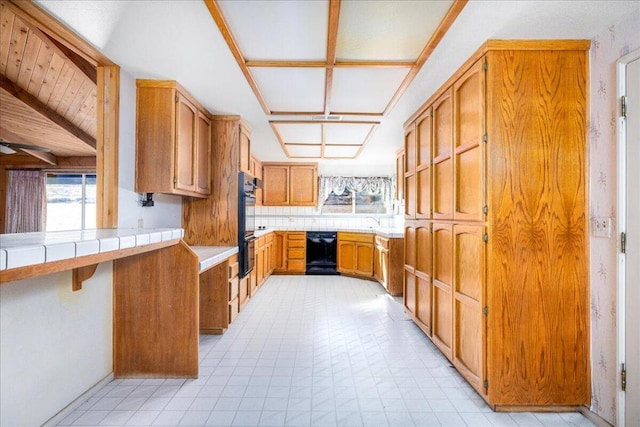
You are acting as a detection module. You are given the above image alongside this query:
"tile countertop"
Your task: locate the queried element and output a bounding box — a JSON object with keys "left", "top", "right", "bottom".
{"left": 189, "top": 246, "right": 238, "bottom": 273}
{"left": 0, "top": 228, "right": 184, "bottom": 271}
{"left": 254, "top": 227, "right": 404, "bottom": 238}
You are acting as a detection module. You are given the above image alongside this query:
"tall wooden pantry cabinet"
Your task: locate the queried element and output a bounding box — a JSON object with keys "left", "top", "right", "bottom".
{"left": 403, "top": 40, "right": 590, "bottom": 410}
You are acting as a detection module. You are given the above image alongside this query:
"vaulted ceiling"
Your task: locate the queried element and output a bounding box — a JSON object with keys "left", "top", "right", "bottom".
{"left": 0, "top": 0, "right": 97, "bottom": 166}
{"left": 31, "top": 0, "right": 640, "bottom": 175}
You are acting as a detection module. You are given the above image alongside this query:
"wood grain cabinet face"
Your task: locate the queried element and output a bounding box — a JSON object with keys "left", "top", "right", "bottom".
{"left": 395, "top": 149, "right": 404, "bottom": 202}
{"left": 337, "top": 232, "right": 374, "bottom": 278}
{"left": 432, "top": 89, "right": 454, "bottom": 219}
{"left": 135, "top": 80, "right": 211, "bottom": 198}
{"left": 454, "top": 60, "right": 485, "bottom": 221}
{"left": 432, "top": 223, "right": 453, "bottom": 360}
{"left": 416, "top": 110, "right": 432, "bottom": 219}
{"left": 262, "top": 163, "right": 318, "bottom": 206}
{"left": 452, "top": 225, "right": 485, "bottom": 392}
{"left": 415, "top": 225, "right": 432, "bottom": 332}
{"left": 404, "top": 127, "right": 416, "bottom": 218}
{"left": 403, "top": 225, "right": 417, "bottom": 315}
{"left": 240, "top": 128, "right": 251, "bottom": 174}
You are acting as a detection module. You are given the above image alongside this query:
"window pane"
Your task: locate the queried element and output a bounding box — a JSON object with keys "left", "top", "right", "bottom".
{"left": 321, "top": 189, "right": 353, "bottom": 214}
{"left": 84, "top": 174, "right": 97, "bottom": 229}
{"left": 46, "top": 173, "right": 96, "bottom": 231}
{"left": 355, "top": 191, "right": 387, "bottom": 214}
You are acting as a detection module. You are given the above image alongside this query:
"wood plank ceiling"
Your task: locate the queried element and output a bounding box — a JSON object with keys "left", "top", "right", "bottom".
{"left": 0, "top": 0, "right": 97, "bottom": 167}
{"left": 206, "top": 0, "right": 467, "bottom": 159}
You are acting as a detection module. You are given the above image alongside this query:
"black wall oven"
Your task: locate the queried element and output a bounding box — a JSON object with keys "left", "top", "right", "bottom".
{"left": 238, "top": 172, "right": 257, "bottom": 278}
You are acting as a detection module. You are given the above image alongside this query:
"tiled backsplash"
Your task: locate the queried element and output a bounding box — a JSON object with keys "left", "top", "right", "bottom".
{"left": 255, "top": 206, "right": 404, "bottom": 230}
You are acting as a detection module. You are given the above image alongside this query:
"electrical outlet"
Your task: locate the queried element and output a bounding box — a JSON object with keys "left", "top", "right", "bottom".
{"left": 592, "top": 217, "right": 612, "bottom": 238}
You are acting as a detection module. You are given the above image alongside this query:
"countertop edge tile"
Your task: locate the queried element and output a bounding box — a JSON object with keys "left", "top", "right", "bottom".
{"left": 45, "top": 242, "right": 77, "bottom": 263}
{"left": 5, "top": 245, "right": 46, "bottom": 269}
{"left": 0, "top": 249, "right": 6, "bottom": 271}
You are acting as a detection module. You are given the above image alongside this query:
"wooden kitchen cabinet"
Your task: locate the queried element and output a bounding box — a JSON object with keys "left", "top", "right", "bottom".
{"left": 402, "top": 40, "right": 590, "bottom": 409}
{"left": 403, "top": 127, "right": 416, "bottom": 219}
{"left": 395, "top": 148, "right": 404, "bottom": 202}
{"left": 262, "top": 162, "right": 318, "bottom": 206}
{"left": 240, "top": 127, "right": 251, "bottom": 174}
{"left": 273, "top": 231, "right": 306, "bottom": 274}
{"left": 136, "top": 80, "right": 211, "bottom": 198}
{"left": 337, "top": 232, "right": 374, "bottom": 278}
{"left": 374, "top": 235, "right": 404, "bottom": 296}
{"left": 250, "top": 155, "right": 263, "bottom": 205}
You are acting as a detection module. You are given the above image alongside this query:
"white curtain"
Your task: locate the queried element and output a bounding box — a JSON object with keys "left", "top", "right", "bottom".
{"left": 318, "top": 176, "right": 393, "bottom": 204}
{"left": 5, "top": 170, "right": 46, "bottom": 233}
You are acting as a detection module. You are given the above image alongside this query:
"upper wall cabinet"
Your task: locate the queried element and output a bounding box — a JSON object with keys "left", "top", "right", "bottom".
{"left": 262, "top": 162, "right": 318, "bottom": 206}
{"left": 136, "top": 80, "right": 211, "bottom": 198}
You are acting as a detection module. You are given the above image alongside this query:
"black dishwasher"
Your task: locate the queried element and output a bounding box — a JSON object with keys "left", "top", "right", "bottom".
{"left": 306, "top": 231, "right": 339, "bottom": 275}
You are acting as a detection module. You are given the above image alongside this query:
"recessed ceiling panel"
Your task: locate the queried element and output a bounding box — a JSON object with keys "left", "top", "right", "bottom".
{"left": 251, "top": 67, "right": 326, "bottom": 112}
{"left": 275, "top": 123, "right": 322, "bottom": 143}
{"left": 336, "top": 0, "right": 454, "bottom": 61}
{"left": 323, "top": 145, "right": 361, "bottom": 158}
{"left": 325, "top": 123, "right": 373, "bottom": 145}
{"left": 331, "top": 67, "right": 410, "bottom": 113}
{"left": 217, "top": 0, "right": 329, "bottom": 61}
{"left": 285, "top": 144, "right": 322, "bottom": 158}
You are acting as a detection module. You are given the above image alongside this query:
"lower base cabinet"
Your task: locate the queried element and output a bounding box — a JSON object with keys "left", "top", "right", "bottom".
{"left": 374, "top": 235, "right": 404, "bottom": 296}
{"left": 337, "top": 232, "right": 374, "bottom": 277}
{"left": 274, "top": 231, "right": 306, "bottom": 274}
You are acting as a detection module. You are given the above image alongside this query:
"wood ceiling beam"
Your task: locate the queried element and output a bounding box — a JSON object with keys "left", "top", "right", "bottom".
{"left": 269, "top": 120, "right": 380, "bottom": 125}
{"left": 244, "top": 60, "right": 414, "bottom": 68}
{"left": 19, "top": 148, "right": 57, "bottom": 165}
{"left": 38, "top": 31, "right": 97, "bottom": 84}
{"left": 353, "top": 123, "right": 379, "bottom": 158}
{"left": 323, "top": 0, "right": 341, "bottom": 116}
{"left": 268, "top": 122, "right": 292, "bottom": 158}
{"left": 245, "top": 61, "right": 326, "bottom": 68}
{"left": 382, "top": 0, "right": 468, "bottom": 116}
{"left": 0, "top": 154, "right": 95, "bottom": 169}
{"left": 0, "top": 74, "right": 97, "bottom": 150}
{"left": 204, "top": 0, "right": 271, "bottom": 115}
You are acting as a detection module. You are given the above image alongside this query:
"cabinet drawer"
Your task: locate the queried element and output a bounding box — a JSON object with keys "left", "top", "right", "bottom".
{"left": 229, "top": 261, "right": 239, "bottom": 279}
{"left": 375, "top": 235, "right": 389, "bottom": 249}
{"left": 229, "top": 277, "right": 239, "bottom": 301}
{"left": 229, "top": 298, "right": 239, "bottom": 323}
{"left": 339, "top": 232, "right": 374, "bottom": 243}
{"left": 287, "top": 239, "right": 306, "bottom": 248}
{"left": 288, "top": 259, "right": 306, "bottom": 272}
{"left": 288, "top": 247, "right": 306, "bottom": 259}
{"left": 288, "top": 232, "right": 306, "bottom": 240}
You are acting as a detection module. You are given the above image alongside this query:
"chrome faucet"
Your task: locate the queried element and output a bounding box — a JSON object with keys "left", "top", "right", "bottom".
{"left": 366, "top": 216, "right": 381, "bottom": 227}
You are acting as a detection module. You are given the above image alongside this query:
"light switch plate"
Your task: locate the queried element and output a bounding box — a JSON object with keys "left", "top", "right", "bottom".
{"left": 592, "top": 217, "right": 612, "bottom": 238}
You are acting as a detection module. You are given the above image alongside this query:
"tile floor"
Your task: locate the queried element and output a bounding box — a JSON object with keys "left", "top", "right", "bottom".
{"left": 55, "top": 275, "right": 596, "bottom": 426}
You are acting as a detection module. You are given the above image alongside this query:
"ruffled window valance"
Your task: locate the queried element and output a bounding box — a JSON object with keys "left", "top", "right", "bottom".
{"left": 319, "top": 176, "right": 393, "bottom": 204}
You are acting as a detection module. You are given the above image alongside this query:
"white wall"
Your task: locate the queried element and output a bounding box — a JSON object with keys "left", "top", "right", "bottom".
{"left": 0, "top": 264, "right": 113, "bottom": 427}
{"left": 117, "top": 69, "right": 182, "bottom": 229}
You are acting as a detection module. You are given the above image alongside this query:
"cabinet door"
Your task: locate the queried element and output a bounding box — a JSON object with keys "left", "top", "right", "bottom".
{"left": 415, "top": 224, "right": 432, "bottom": 333}
{"left": 432, "top": 223, "right": 453, "bottom": 360}
{"left": 257, "top": 244, "right": 265, "bottom": 286}
{"left": 263, "top": 165, "right": 290, "bottom": 205}
{"left": 355, "top": 242, "right": 374, "bottom": 277}
{"left": 453, "top": 225, "right": 485, "bottom": 393}
{"left": 274, "top": 232, "right": 286, "bottom": 271}
{"left": 195, "top": 111, "right": 211, "bottom": 195}
{"left": 337, "top": 241, "right": 355, "bottom": 274}
{"left": 416, "top": 110, "right": 432, "bottom": 219}
{"left": 404, "top": 225, "right": 417, "bottom": 315}
{"left": 404, "top": 126, "right": 416, "bottom": 218}
{"left": 175, "top": 93, "right": 197, "bottom": 192}
{"left": 240, "top": 127, "right": 251, "bottom": 174}
{"left": 432, "top": 89, "right": 453, "bottom": 220}
{"left": 374, "top": 245, "right": 382, "bottom": 283}
{"left": 290, "top": 165, "right": 317, "bottom": 206}
{"left": 454, "top": 59, "right": 485, "bottom": 221}
{"left": 395, "top": 149, "right": 405, "bottom": 201}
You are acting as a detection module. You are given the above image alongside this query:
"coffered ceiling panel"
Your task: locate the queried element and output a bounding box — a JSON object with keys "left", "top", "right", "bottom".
{"left": 336, "top": 0, "right": 455, "bottom": 61}
{"left": 323, "top": 145, "right": 361, "bottom": 159}
{"left": 251, "top": 67, "right": 326, "bottom": 112}
{"left": 330, "top": 67, "right": 410, "bottom": 113}
{"left": 325, "top": 123, "right": 374, "bottom": 145}
{"left": 286, "top": 144, "right": 322, "bottom": 158}
{"left": 276, "top": 123, "right": 322, "bottom": 143}
{"left": 216, "top": 0, "right": 328, "bottom": 61}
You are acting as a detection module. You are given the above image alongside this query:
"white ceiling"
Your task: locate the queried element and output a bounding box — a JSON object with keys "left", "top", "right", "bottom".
{"left": 36, "top": 0, "right": 640, "bottom": 176}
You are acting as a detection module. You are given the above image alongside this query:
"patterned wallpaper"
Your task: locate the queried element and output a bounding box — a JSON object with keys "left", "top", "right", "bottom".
{"left": 589, "top": 8, "right": 640, "bottom": 425}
